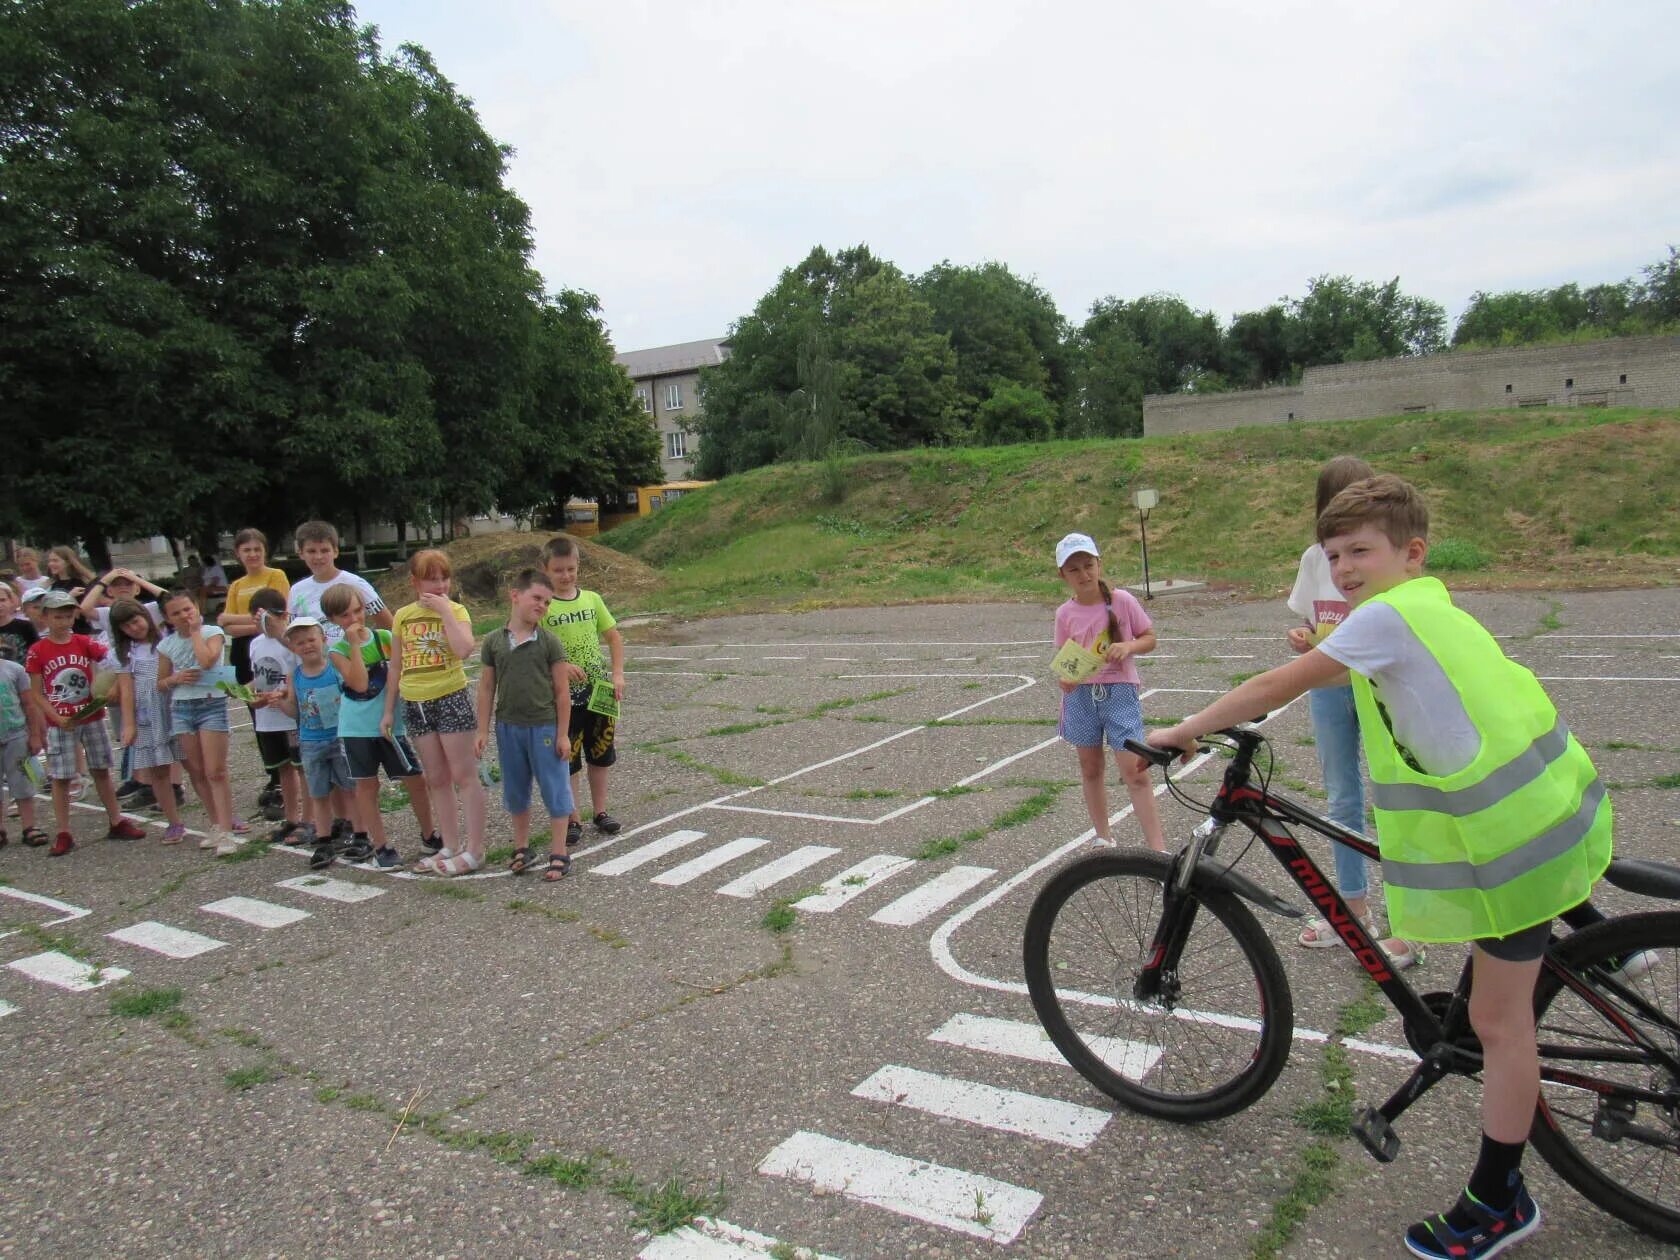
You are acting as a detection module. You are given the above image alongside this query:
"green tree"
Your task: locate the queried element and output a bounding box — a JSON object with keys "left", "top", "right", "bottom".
{"left": 973, "top": 382, "right": 1057, "bottom": 445}
{"left": 1068, "top": 294, "right": 1221, "bottom": 437}
{"left": 1288, "top": 275, "right": 1446, "bottom": 365}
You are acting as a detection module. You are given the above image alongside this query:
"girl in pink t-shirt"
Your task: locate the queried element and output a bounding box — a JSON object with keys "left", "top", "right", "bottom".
{"left": 1053, "top": 533, "right": 1165, "bottom": 850}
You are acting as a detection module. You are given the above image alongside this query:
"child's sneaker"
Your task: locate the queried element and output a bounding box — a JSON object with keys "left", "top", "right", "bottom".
{"left": 106, "top": 819, "right": 146, "bottom": 841}
{"left": 214, "top": 834, "right": 245, "bottom": 857}
{"left": 592, "top": 811, "right": 621, "bottom": 834}
{"left": 199, "top": 830, "right": 219, "bottom": 850}
{"left": 1405, "top": 1178, "right": 1541, "bottom": 1259}
{"left": 373, "top": 845, "right": 401, "bottom": 869}
{"left": 420, "top": 831, "right": 444, "bottom": 856}
{"left": 1611, "top": 950, "right": 1659, "bottom": 981}
{"left": 162, "top": 823, "right": 187, "bottom": 845}
{"left": 309, "top": 839, "right": 335, "bottom": 870}
{"left": 49, "top": 831, "right": 75, "bottom": 857}
{"left": 1089, "top": 835, "right": 1118, "bottom": 849}
{"left": 338, "top": 836, "right": 374, "bottom": 864}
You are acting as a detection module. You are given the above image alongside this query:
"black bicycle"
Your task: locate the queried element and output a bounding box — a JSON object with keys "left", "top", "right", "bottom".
{"left": 1022, "top": 724, "right": 1680, "bottom": 1243}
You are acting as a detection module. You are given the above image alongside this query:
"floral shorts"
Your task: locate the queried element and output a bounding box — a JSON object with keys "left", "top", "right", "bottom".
{"left": 404, "top": 687, "right": 476, "bottom": 737}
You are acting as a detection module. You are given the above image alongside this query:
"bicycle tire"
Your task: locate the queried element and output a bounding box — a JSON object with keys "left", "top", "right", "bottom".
{"left": 1023, "top": 849, "right": 1294, "bottom": 1122}
{"left": 1529, "top": 910, "right": 1680, "bottom": 1243}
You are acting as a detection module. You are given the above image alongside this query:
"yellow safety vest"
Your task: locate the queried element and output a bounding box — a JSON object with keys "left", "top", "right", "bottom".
{"left": 1348, "top": 577, "right": 1611, "bottom": 942}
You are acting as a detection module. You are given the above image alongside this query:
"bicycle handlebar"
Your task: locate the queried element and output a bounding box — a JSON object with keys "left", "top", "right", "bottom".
{"left": 1124, "top": 721, "right": 1274, "bottom": 771}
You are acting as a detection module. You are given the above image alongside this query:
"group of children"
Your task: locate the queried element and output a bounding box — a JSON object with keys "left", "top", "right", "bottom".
{"left": 1, "top": 528, "right": 627, "bottom": 882}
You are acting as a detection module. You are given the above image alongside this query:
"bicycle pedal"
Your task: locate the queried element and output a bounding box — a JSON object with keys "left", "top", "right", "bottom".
{"left": 1352, "top": 1104, "right": 1401, "bottom": 1163}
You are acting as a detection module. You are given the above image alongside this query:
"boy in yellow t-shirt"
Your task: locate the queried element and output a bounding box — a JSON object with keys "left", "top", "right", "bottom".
{"left": 383, "top": 550, "right": 486, "bottom": 873}
{"left": 540, "top": 534, "right": 625, "bottom": 846}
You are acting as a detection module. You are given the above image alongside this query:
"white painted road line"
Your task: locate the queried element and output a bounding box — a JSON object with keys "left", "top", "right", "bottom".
{"left": 762, "top": 656, "right": 805, "bottom": 661}
{"left": 639, "top": 1217, "right": 841, "bottom": 1260}
{"left": 1536, "top": 675, "right": 1680, "bottom": 683}
{"left": 758, "top": 1130, "right": 1042, "bottom": 1244}
{"left": 0, "top": 998, "right": 16, "bottom": 1018}
{"left": 823, "top": 656, "right": 855, "bottom": 661}
{"left": 106, "top": 921, "right": 226, "bottom": 959}
{"left": 870, "top": 866, "right": 995, "bottom": 926}
{"left": 70, "top": 799, "right": 210, "bottom": 839}
{"left": 651, "top": 837, "right": 771, "bottom": 886}
{"left": 1558, "top": 654, "right": 1616, "bottom": 659}
{"left": 800, "top": 855, "right": 915, "bottom": 913}
{"left": 929, "top": 1013, "right": 1164, "bottom": 1080}
{"left": 715, "top": 846, "right": 841, "bottom": 898}
{"left": 590, "top": 829, "right": 708, "bottom": 876}
{"left": 275, "top": 875, "right": 387, "bottom": 904}
{"left": 7, "top": 951, "right": 129, "bottom": 991}
{"left": 200, "top": 897, "right": 312, "bottom": 929}
{"left": 854, "top": 1063, "right": 1111, "bottom": 1148}
{"left": 997, "top": 653, "right": 1038, "bottom": 660}
{"left": 0, "top": 886, "right": 91, "bottom": 932}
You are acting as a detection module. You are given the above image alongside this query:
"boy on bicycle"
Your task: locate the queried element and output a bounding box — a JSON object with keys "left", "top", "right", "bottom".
{"left": 1149, "top": 474, "right": 1610, "bottom": 1259}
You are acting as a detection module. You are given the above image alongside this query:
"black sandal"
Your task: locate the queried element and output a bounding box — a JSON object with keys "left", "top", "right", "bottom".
{"left": 543, "top": 852, "right": 571, "bottom": 882}
{"left": 508, "top": 846, "right": 531, "bottom": 875}
{"left": 20, "top": 827, "right": 48, "bottom": 848}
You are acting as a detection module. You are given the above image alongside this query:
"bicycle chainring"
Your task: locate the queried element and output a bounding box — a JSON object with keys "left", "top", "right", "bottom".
{"left": 1403, "top": 990, "right": 1482, "bottom": 1059}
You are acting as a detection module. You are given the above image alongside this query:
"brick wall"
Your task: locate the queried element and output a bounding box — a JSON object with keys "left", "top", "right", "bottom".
{"left": 1142, "top": 334, "right": 1680, "bottom": 435}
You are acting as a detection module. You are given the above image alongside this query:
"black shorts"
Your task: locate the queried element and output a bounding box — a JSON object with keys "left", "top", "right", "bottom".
{"left": 254, "top": 729, "right": 301, "bottom": 773}
{"left": 1475, "top": 919, "right": 1553, "bottom": 963}
{"left": 343, "top": 734, "right": 424, "bottom": 781}
{"left": 568, "top": 701, "right": 616, "bottom": 774}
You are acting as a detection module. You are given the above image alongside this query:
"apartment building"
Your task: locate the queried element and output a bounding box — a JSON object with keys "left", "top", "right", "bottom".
{"left": 614, "top": 336, "right": 729, "bottom": 480}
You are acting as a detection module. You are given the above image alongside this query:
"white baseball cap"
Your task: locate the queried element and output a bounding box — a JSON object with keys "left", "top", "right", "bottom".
{"left": 283, "top": 616, "right": 323, "bottom": 635}
{"left": 1054, "top": 533, "right": 1100, "bottom": 569}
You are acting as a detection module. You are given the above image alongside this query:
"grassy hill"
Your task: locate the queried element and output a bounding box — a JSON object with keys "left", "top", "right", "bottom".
{"left": 605, "top": 408, "right": 1680, "bottom": 615}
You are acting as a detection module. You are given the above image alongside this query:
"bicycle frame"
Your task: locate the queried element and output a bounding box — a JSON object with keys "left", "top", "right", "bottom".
{"left": 1136, "top": 731, "right": 1680, "bottom": 1155}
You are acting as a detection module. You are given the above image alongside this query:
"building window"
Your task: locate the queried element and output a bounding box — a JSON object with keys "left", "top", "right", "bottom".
{"left": 635, "top": 388, "right": 650, "bottom": 412}
{"left": 1505, "top": 384, "right": 1512, "bottom": 393}
{"left": 1286, "top": 412, "right": 1295, "bottom": 421}
{"left": 666, "top": 430, "right": 687, "bottom": 460}
{"left": 1565, "top": 377, "right": 1574, "bottom": 389}
{"left": 1620, "top": 374, "right": 1628, "bottom": 384}
{"left": 665, "top": 383, "right": 683, "bottom": 411}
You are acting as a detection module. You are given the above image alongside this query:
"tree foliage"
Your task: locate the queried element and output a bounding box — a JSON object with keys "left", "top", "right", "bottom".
{"left": 0, "top": 0, "right": 654, "bottom": 554}
{"left": 1452, "top": 248, "right": 1680, "bottom": 347}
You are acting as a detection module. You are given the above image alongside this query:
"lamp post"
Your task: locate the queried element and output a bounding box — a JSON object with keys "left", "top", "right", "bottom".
{"left": 1132, "top": 488, "right": 1159, "bottom": 599}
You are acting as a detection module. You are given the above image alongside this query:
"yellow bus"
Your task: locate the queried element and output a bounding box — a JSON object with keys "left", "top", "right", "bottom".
{"left": 597, "top": 480, "right": 715, "bottom": 532}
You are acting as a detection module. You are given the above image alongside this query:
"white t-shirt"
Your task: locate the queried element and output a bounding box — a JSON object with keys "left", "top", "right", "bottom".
{"left": 17, "top": 575, "right": 50, "bottom": 595}
{"left": 248, "top": 634, "right": 299, "bottom": 733}
{"left": 1286, "top": 545, "right": 1352, "bottom": 644}
{"left": 287, "top": 571, "right": 384, "bottom": 647}
{"left": 1315, "top": 601, "right": 1482, "bottom": 776}
{"left": 89, "top": 600, "right": 164, "bottom": 653}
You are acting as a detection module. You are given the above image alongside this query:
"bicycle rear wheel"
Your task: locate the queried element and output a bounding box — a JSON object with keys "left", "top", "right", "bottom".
{"left": 1530, "top": 910, "right": 1680, "bottom": 1243}
{"left": 1022, "top": 850, "right": 1293, "bottom": 1122}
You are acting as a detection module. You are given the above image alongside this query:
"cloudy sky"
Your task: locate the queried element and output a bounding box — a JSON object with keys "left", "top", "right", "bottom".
{"left": 352, "top": 0, "right": 1677, "bottom": 352}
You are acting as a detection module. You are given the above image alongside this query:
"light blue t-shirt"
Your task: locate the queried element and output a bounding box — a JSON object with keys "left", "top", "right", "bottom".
{"left": 0, "top": 659, "right": 28, "bottom": 741}
{"left": 292, "top": 664, "right": 342, "bottom": 744}
{"left": 159, "top": 626, "right": 234, "bottom": 702}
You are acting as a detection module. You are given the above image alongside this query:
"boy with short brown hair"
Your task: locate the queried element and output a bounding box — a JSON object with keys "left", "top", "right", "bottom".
{"left": 1150, "top": 474, "right": 1609, "bottom": 1259}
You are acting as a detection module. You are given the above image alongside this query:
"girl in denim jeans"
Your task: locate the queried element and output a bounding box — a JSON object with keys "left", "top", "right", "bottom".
{"left": 1285, "top": 456, "right": 1420, "bottom": 969}
{"left": 158, "top": 589, "right": 240, "bottom": 854}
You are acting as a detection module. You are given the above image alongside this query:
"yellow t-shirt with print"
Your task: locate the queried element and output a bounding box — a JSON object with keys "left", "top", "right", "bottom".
{"left": 393, "top": 600, "right": 472, "bottom": 702}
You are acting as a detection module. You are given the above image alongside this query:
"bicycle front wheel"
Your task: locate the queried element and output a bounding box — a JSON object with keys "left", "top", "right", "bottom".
{"left": 1022, "top": 850, "right": 1293, "bottom": 1122}
{"left": 1530, "top": 910, "right": 1680, "bottom": 1243}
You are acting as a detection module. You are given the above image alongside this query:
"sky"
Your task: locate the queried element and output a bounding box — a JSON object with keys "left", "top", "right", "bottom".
{"left": 351, "top": 0, "right": 1679, "bottom": 353}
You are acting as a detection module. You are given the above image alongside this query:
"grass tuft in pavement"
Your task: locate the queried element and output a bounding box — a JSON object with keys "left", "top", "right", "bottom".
{"left": 109, "top": 985, "right": 183, "bottom": 1019}
{"left": 224, "top": 1064, "right": 279, "bottom": 1092}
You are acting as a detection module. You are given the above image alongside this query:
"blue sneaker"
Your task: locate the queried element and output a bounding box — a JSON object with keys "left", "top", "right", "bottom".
{"left": 373, "top": 844, "right": 401, "bottom": 869}
{"left": 1405, "top": 1179, "right": 1541, "bottom": 1259}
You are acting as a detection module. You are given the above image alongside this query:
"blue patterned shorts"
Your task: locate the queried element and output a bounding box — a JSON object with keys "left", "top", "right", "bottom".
{"left": 1059, "top": 682, "right": 1145, "bottom": 750}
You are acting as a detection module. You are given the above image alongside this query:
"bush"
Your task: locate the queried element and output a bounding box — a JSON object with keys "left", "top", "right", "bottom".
{"left": 1428, "top": 537, "right": 1490, "bottom": 571}
{"left": 974, "top": 383, "right": 1056, "bottom": 445}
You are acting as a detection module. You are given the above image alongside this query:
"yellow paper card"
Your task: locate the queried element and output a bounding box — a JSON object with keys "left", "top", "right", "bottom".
{"left": 1050, "top": 639, "right": 1107, "bottom": 684}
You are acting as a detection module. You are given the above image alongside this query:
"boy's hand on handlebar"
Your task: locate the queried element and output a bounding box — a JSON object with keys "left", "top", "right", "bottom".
{"left": 1286, "top": 626, "right": 1313, "bottom": 654}
{"left": 1146, "top": 724, "right": 1199, "bottom": 761}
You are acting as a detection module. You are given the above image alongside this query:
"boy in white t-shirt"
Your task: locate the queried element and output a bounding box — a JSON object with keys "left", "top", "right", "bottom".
{"left": 246, "top": 588, "right": 306, "bottom": 844}
{"left": 285, "top": 520, "right": 390, "bottom": 648}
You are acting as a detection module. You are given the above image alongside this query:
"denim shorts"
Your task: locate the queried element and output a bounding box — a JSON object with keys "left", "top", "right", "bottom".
{"left": 1059, "top": 682, "right": 1145, "bottom": 750}
{"left": 300, "top": 738, "right": 353, "bottom": 799}
{"left": 496, "top": 721, "right": 574, "bottom": 818}
{"left": 171, "top": 694, "right": 230, "bottom": 735}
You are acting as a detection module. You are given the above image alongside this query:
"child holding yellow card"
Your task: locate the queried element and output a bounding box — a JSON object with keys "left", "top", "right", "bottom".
{"left": 1053, "top": 533, "right": 1165, "bottom": 851}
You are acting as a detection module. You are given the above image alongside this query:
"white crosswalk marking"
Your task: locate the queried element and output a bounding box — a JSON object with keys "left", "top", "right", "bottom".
{"left": 106, "top": 921, "right": 226, "bottom": 959}
{"left": 7, "top": 951, "right": 128, "bottom": 991}
{"left": 275, "top": 875, "right": 388, "bottom": 904}
{"left": 799, "top": 855, "right": 915, "bottom": 913}
{"left": 0, "top": 998, "right": 18, "bottom": 1018}
{"left": 853, "top": 1064, "right": 1111, "bottom": 1148}
{"left": 869, "top": 866, "right": 994, "bottom": 926}
{"left": 638, "top": 1217, "right": 841, "bottom": 1259}
{"left": 651, "top": 837, "right": 771, "bottom": 886}
{"left": 758, "top": 1130, "right": 1042, "bottom": 1244}
{"left": 590, "top": 829, "right": 707, "bottom": 876}
{"left": 200, "top": 897, "right": 311, "bottom": 929}
{"left": 928, "top": 1012, "right": 1162, "bottom": 1079}
{"left": 715, "top": 845, "right": 840, "bottom": 898}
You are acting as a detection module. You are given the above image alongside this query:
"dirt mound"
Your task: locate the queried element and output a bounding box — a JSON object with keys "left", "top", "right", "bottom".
{"left": 373, "top": 532, "right": 661, "bottom": 614}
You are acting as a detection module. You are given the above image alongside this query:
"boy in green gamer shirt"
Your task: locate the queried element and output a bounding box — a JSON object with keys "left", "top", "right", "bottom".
{"left": 540, "top": 535, "right": 625, "bottom": 846}
{"left": 1149, "top": 475, "right": 1610, "bottom": 1260}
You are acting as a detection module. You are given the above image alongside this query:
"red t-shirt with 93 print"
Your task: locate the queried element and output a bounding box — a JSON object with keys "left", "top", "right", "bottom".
{"left": 25, "top": 633, "right": 108, "bottom": 718}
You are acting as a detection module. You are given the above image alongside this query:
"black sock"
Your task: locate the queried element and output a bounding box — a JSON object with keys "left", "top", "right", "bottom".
{"left": 1466, "top": 1132, "right": 1525, "bottom": 1210}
